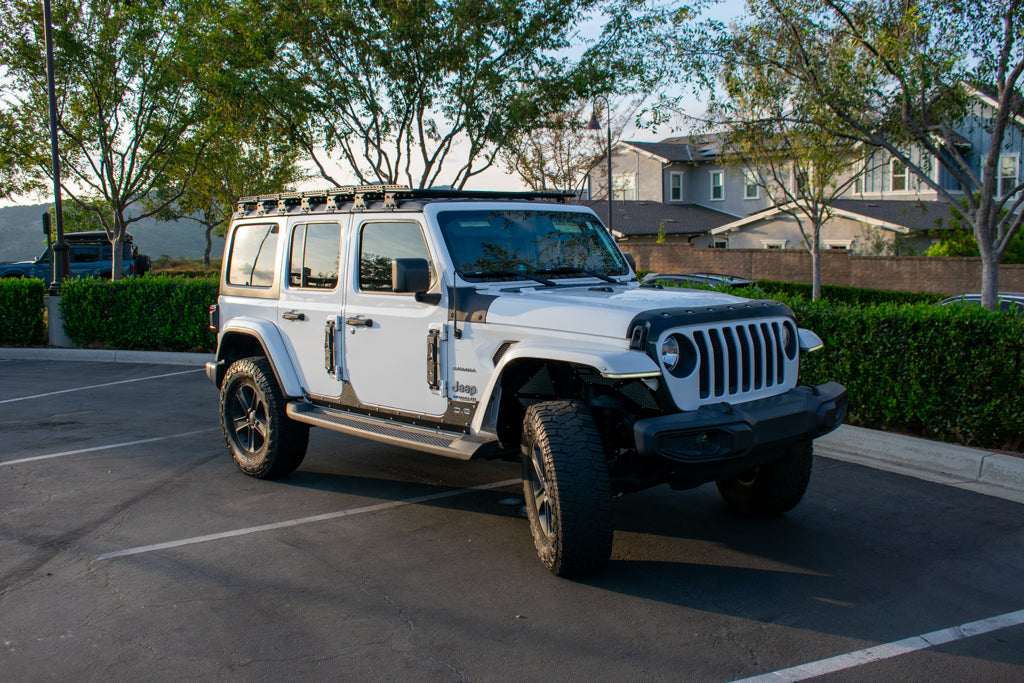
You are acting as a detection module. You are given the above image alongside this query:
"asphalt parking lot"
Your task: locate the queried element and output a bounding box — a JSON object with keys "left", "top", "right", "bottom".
{"left": 2, "top": 358, "right": 1023, "bottom": 681}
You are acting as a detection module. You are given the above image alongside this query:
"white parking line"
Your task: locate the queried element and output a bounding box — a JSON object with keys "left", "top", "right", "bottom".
{"left": 0, "top": 368, "right": 203, "bottom": 404}
{"left": 96, "top": 477, "right": 522, "bottom": 560}
{"left": 0, "top": 428, "right": 219, "bottom": 466}
{"left": 732, "top": 608, "right": 1024, "bottom": 682}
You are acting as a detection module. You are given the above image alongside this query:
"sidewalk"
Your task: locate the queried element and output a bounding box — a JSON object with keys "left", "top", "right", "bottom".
{"left": 3, "top": 346, "right": 1023, "bottom": 504}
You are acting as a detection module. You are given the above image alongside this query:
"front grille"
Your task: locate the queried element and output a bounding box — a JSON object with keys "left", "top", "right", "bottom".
{"left": 692, "top": 321, "right": 787, "bottom": 400}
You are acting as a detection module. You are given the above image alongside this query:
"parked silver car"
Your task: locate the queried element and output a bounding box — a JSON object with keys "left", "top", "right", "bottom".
{"left": 938, "top": 292, "right": 1024, "bottom": 314}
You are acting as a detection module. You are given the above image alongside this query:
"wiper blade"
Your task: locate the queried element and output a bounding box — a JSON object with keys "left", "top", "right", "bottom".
{"left": 535, "top": 266, "right": 617, "bottom": 283}
{"left": 462, "top": 269, "right": 557, "bottom": 286}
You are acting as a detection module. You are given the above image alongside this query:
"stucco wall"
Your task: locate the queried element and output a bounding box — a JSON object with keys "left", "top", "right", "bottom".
{"left": 619, "top": 243, "right": 1024, "bottom": 295}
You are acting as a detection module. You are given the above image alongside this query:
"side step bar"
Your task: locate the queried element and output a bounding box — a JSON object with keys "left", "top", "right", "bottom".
{"left": 286, "top": 402, "right": 495, "bottom": 460}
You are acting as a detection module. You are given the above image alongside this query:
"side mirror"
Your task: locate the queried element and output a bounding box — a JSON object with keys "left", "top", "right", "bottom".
{"left": 392, "top": 258, "right": 431, "bottom": 294}
{"left": 622, "top": 252, "right": 637, "bottom": 272}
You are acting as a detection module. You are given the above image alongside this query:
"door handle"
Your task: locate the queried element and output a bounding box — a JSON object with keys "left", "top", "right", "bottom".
{"left": 345, "top": 317, "right": 373, "bottom": 327}
{"left": 282, "top": 311, "right": 305, "bottom": 321}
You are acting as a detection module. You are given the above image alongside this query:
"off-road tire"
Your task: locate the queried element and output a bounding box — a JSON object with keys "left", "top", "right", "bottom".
{"left": 219, "top": 356, "right": 309, "bottom": 478}
{"left": 521, "top": 400, "right": 613, "bottom": 576}
{"left": 716, "top": 441, "right": 813, "bottom": 516}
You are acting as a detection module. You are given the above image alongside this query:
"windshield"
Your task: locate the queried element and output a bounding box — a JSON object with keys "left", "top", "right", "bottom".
{"left": 436, "top": 209, "right": 629, "bottom": 282}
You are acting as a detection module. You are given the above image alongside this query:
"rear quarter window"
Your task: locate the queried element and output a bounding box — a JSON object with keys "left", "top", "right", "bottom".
{"left": 228, "top": 223, "right": 279, "bottom": 287}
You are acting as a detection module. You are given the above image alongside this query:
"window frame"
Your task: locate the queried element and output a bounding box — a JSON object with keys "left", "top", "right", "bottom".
{"left": 890, "top": 158, "right": 908, "bottom": 192}
{"left": 743, "top": 169, "right": 759, "bottom": 199}
{"left": 669, "top": 172, "right": 684, "bottom": 202}
{"left": 226, "top": 222, "right": 280, "bottom": 289}
{"left": 287, "top": 222, "right": 342, "bottom": 291}
{"left": 356, "top": 220, "right": 435, "bottom": 295}
{"left": 998, "top": 154, "right": 1018, "bottom": 198}
{"left": 710, "top": 170, "right": 724, "bottom": 201}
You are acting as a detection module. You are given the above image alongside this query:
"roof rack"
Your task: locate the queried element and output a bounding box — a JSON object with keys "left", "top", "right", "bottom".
{"left": 235, "top": 185, "right": 574, "bottom": 217}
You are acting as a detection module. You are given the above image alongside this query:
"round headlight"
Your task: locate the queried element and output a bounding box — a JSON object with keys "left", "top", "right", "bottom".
{"left": 660, "top": 336, "right": 680, "bottom": 371}
{"left": 782, "top": 321, "right": 798, "bottom": 360}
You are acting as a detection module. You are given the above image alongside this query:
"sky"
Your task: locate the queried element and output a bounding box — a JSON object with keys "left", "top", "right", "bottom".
{"left": 4, "top": 0, "right": 749, "bottom": 206}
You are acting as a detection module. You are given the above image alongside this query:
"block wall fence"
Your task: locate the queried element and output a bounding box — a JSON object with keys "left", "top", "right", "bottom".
{"left": 622, "top": 244, "right": 1024, "bottom": 295}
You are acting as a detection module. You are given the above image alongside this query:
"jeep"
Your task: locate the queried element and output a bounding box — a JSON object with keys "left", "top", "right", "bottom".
{"left": 206, "top": 186, "right": 847, "bottom": 576}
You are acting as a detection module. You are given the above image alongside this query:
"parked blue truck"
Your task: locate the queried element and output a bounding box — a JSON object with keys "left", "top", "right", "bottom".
{"left": 0, "top": 231, "right": 150, "bottom": 282}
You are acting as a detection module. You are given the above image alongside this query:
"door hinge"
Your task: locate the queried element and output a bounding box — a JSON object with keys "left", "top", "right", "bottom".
{"left": 324, "top": 317, "right": 338, "bottom": 375}
{"left": 427, "top": 328, "right": 441, "bottom": 391}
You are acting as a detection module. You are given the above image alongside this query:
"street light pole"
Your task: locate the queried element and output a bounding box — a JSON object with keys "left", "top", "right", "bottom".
{"left": 587, "top": 95, "right": 612, "bottom": 234}
{"left": 42, "top": 0, "right": 68, "bottom": 295}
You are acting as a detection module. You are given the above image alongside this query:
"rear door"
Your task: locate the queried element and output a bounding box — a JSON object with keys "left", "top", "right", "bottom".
{"left": 277, "top": 220, "right": 347, "bottom": 399}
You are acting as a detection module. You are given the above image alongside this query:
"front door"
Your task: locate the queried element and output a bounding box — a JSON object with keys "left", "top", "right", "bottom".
{"left": 342, "top": 218, "right": 448, "bottom": 416}
{"left": 277, "top": 220, "right": 346, "bottom": 399}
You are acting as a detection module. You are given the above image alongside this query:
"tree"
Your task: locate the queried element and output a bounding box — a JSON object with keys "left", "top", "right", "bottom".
{"left": 0, "top": 0, "right": 213, "bottom": 280}
{"left": 47, "top": 194, "right": 109, "bottom": 233}
{"left": 709, "top": 25, "right": 872, "bottom": 300}
{"left": 501, "top": 100, "right": 634, "bottom": 194}
{"left": 149, "top": 132, "right": 306, "bottom": 266}
{"left": 692, "top": 0, "right": 1024, "bottom": 310}
{"left": 210, "top": 0, "right": 645, "bottom": 190}
{"left": 925, "top": 196, "right": 1024, "bottom": 263}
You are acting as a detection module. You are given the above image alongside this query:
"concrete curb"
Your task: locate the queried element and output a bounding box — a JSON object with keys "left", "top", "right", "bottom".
{"left": 816, "top": 424, "right": 1024, "bottom": 504}
{"left": 2, "top": 347, "right": 1022, "bottom": 502}
{"left": 0, "top": 347, "right": 212, "bottom": 367}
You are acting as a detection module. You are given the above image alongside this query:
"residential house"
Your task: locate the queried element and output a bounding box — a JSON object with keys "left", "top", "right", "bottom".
{"left": 585, "top": 90, "right": 1022, "bottom": 255}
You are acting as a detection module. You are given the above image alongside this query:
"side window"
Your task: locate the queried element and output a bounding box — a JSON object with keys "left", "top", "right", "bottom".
{"left": 71, "top": 246, "right": 100, "bottom": 263}
{"left": 359, "top": 221, "right": 433, "bottom": 293}
{"left": 227, "top": 223, "right": 279, "bottom": 287}
{"left": 289, "top": 222, "right": 340, "bottom": 289}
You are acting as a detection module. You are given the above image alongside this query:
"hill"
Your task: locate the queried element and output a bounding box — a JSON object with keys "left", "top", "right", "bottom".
{"left": 0, "top": 203, "right": 225, "bottom": 263}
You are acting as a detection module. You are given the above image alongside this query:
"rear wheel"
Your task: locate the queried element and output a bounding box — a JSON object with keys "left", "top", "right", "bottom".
{"left": 716, "top": 441, "right": 813, "bottom": 515}
{"left": 521, "top": 400, "right": 613, "bottom": 576}
{"left": 219, "top": 356, "right": 309, "bottom": 478}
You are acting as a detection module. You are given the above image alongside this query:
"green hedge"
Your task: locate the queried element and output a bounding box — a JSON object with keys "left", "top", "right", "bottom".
{"left": 0, "top": 278, "right": 46, "bottom": 345}
{"left": 783, "top": 296, "right": 1024, "bottom": 451}
{"left": 756, "top": 280, "right": 946, "bottom": 306}
{"left": 60, "top": 275, "right": 218, "bottom": 351}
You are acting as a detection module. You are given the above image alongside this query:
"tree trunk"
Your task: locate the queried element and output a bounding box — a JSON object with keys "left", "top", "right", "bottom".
{"left": 204, "top": 226, "right": 212, "bottom": 267}
{"left": 810, "top": 222, "right": 822, "bottom": 301}
{"left": 111, "top": 212, "right": 126, "bottom": 281}
{"left": 979, "top": 250, "right": 1000, "bottom": 311}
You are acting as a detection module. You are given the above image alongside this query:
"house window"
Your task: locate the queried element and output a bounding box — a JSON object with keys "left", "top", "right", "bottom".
{"left": 761, "top": 240, "right": 786, "bottom": 249}
{"left": 711, "top": 238, "right": 728, "bottom": 249}
{"left": 999, "top": 155, "right": 1018, "bottom": 196}
{"left": 710, "top": 170, "right": 724, "bottom": 200}
{"left": 853, "top": 160, "right": 865, "bottom": 194}
{"left": 743, "top": 169, "right": 759, "bottom": 199}
{"left": 669, "top": 172, "right": 683, "bottom": 201}
{"left": 824, "top": 240, "right": 854, "bottom": 250}
{"left": 891, "top": 158, "right": 907, "bottom": 191}
{"left": 613, "top": 174, "right": 636, "bottom": 201}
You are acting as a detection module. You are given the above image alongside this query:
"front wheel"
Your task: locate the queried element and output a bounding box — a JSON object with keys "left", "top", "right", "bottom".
{"left": 521, "top": 400, "right": 613, "bottom": 577}
{"left": 716, "top": 441, "right": 813, "bottom": 516}
{"left": 219, "top": 356, "right": 309, "bottom": 478}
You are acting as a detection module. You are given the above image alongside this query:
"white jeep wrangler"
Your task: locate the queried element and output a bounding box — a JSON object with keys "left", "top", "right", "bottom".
{"left": 207, "top": 186, "right": 846, "bottom": 576}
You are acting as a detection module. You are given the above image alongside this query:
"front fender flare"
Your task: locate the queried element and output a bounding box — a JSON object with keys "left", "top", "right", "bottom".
{"left": 471, "top": 342, "right": 660, "bottom": 433}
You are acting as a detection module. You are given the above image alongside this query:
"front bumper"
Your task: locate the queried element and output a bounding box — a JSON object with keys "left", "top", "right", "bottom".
{"left": 633, "top": 382, "right": 847, "bottom": 486}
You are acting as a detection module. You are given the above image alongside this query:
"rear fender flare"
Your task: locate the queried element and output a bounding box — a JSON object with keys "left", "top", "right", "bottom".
{"left": 216, "top": 318, "right": 303, "bottom": 398}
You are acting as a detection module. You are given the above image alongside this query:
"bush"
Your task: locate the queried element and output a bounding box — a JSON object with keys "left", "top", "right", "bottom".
{"left": 60, "top": 275, "right": 218, "bottom": 351}
{"left": 0, "top": 278, "right": 46, "bottom": 345}
{"left": 756, "top": 280, "right": 946, "bottom": 306}
{"left": 781, "top": 295, "right": 1024, "bottom": 451}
